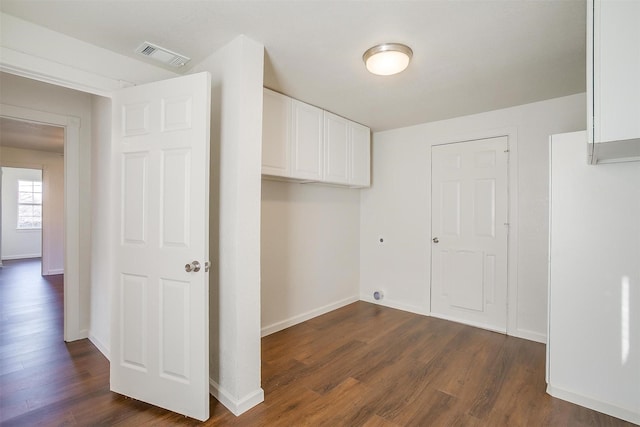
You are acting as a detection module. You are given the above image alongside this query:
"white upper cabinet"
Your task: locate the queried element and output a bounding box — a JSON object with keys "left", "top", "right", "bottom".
{"left": 588, "top": 0, "right": 640, "bottom": 163}
{"left": 323, "top": 111, "right": 372, "bottom": 187}
{"left": 291, "top": 99, "right": 324, "bottom": 180}
{"left": 323, "top": 112, "right": 350, "bottom": 185}
{"left": 350, "top": 122, "right": 371, "bottom": 187}
{"left": 262, "top": 88, "right": 371, "bottom": 187}
{"left": 262, "top": 89, "right": 291, "bottom": 176}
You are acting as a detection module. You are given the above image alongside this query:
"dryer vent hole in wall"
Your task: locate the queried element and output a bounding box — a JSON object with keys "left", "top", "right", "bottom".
{"left": 374, "top": 291, "right": 384, "bottom": 300}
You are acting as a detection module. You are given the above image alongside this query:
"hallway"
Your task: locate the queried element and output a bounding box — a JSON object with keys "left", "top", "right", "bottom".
{"left": 0, "top": 258, "right": 107, "bottom": 423}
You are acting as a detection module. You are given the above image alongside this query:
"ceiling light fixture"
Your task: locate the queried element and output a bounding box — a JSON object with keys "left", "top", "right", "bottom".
{"left": 363, "top": 43, "right": 413, "bottom": 76}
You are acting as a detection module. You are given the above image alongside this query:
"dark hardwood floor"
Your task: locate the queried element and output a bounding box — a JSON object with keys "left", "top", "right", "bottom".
{"left": 0, "top": 258, "right": 634, "bottom": 426}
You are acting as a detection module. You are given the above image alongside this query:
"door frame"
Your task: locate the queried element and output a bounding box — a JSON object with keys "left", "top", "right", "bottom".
{"left": 429, "top": 127, "right": 520, "bottom": 339}
{"left": 0, "top": 103, "right": 84, "bottom": 342}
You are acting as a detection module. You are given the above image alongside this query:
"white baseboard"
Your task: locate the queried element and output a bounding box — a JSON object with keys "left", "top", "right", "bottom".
{"left": 261, "top": 295, "right": 359, "bottom": 337}
{"left": 359, "top": 296, "right": 546, "bottom": 344}
{"left": 360, "top": 294, "right": 429, "bottom": 316}
{"left": 44, "top": 268, "right": 64, "bottom": 275}
{"left": 65, "top": 328, "right": 89, "bottom": 342}
{"left": 428, "top": 312, "right": 507, "bottom": 335}
{"left": 89, "top": 333, "right": 110, "bottom": 361}
{"left": 209, "top": 379, "right": 264, "bottom": 416}
{"left": 511, "top": 328, "right": 546, "bottom": 344}
{"left": 547, "top": 384, "right": 639, "bottom": 425}
{"left": 2, "top": 253, "right": 41, "bottom": 260}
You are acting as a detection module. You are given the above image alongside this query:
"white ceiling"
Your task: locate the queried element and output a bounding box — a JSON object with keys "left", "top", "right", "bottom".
{"left": 0, "top": 0, "right": 586, "bottom": 132}
{"left": 0, "top": 117, "right": 64, "bottom": 154}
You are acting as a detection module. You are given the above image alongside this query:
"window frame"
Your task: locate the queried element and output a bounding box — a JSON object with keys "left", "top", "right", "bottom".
{"left": 17, "top": 179, "right": 43, "bottom": 230}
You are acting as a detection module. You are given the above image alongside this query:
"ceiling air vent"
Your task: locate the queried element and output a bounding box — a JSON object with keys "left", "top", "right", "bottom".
{"left": 135, "top": 42, "right": 190, "bottom": 68}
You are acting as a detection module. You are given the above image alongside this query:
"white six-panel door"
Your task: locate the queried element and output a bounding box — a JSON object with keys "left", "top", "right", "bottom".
{"left": 430, "top": 136, "right": 509, "bottom": 333}
{"left": 110, "top": 72, "right": 211, "bottom": 421}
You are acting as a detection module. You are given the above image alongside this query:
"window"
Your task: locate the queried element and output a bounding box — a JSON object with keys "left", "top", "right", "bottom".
{"left": 17, "top": 180, "right": 42, "bottom": 229}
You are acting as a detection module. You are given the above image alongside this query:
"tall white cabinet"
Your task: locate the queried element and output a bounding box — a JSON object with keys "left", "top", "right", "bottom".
{"left": 261, "top": 88, "right": 371, "bottom": 188}
{"left": 548, "top": 131, "right": 640, "bottom": 425}
{"left": 587, "top": 0, "right": 640, "bottom": 163}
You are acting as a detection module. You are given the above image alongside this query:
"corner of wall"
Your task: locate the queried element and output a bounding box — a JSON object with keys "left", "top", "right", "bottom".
{"left": 209, "top": 380, "right": 264, "bottom": 416}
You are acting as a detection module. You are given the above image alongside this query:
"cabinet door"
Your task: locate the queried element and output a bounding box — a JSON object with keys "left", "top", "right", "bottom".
{"left": 291, "top": 99, "right": 323, "bottom": 180}
{"left": 590, "top": 0, "right": 640, "bottom": 144}
{"left": 350, "top": 122, "right": 371, "bottom": 187}
{"left": 323, "top": 112, "right": 350, "bottom": 184}
{"left": 262, "top": 89, "right": 291, "bottom": 177}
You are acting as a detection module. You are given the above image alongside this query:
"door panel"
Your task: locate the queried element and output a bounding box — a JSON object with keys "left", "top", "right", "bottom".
{"left": 444, "top": 249, "right": 484, "bottom": 311}
{"left": 159, "top": 278, "right": 190, "bottom": 381}
{"left": 121, "top": 273, "right": 147, "bottom": 369}
{"left": 441, "top": 180, "right": 461, "bottom": 236}
{"left": 431, "top": 136, "right": 508, "bottom": 332}
{"left": 110, "top": 72, "right": 211, "bottom": 421}
{"left": 161, "top": 149, "right": 190, "bottom": 247}
{"left": 122, "top": 153, "right": 148, "bottom": 244}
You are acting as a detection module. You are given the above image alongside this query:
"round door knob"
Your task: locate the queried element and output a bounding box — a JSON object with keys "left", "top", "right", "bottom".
{"left": 432, "top": 237, "right": 439, "bottom": 243}
{"left": 185, "top": 260, "right": 201, "bottom": 272}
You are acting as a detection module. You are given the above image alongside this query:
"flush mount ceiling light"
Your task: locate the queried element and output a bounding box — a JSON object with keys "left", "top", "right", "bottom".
{"left": 363, "top": 43, "right": 413, "bottom": 76}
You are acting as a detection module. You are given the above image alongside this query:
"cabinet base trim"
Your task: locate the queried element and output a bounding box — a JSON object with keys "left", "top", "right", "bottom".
{"left": 546, "top": 384, "right": 639, "bottom": 425}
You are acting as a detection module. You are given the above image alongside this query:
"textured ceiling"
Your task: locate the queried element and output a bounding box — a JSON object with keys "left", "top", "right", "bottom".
{"left": 0, "top": 0, "right": 586, "bottom": 131}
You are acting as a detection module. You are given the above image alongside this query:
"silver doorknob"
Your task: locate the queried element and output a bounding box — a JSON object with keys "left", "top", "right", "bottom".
{"left": 185, "top": 261, "right": 201, "bottom": 272}
{"left": 432, "top": 237, "right": 439, "bottom": 243}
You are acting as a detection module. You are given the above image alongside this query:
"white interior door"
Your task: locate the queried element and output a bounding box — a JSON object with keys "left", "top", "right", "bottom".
{"left": 430, "top": 136, "right": 508, "bottom": 333}
{"left": 110, "top": 72, "right": 211, "bottom": 421}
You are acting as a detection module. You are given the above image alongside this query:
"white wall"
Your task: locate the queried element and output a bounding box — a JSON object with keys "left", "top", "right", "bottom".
{"left": 360, "top": 93, "right": 586, "bottom": 342}
{"left": 548, "top": 131, "right": 640, "bottom": 424}
{"left": 191, "top": 35, "right": 265, "bottom": 416}
{"left": 261, "top": 180, "right": 361, "bottom": 335}
{"left": 0, "top": 150, "right": 64, "bottom": 274}
{"left": 88, "top": 95, "right": 112, "bottom": 357}
{"left": 1, "top": 167, "right": 43, "bottom": 259}
{"left": 0, "top": 72, "right": 93, "bottom": 336}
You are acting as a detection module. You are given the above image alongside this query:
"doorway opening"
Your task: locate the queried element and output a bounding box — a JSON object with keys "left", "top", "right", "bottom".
{"left": 1, "top": 104, "right": 82, "bottom": 342}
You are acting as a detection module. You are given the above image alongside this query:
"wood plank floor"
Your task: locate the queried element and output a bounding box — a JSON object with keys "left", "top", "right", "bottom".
{"left": 0, "top": 258, "right": 634, "bottom": 426}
